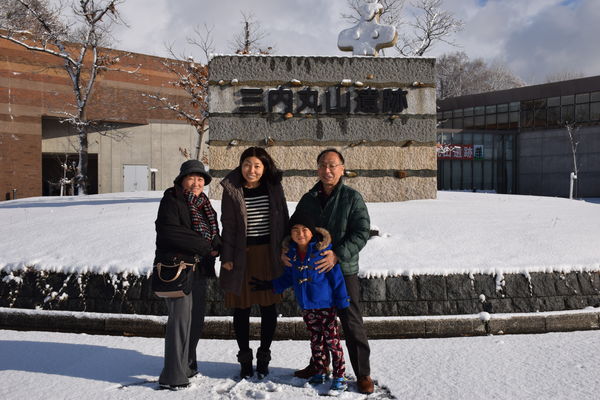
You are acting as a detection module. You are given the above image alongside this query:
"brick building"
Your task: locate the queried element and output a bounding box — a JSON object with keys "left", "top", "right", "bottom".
{"left": 1, "top": 37, "right": 201, "bottom": 200}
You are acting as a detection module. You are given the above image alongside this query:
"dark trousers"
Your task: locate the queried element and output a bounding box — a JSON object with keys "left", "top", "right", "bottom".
{"left": 338, "top": 274, "right": 371, "bottom": 377}
{"left": 159, "top": 277, "right": 207, "bottom": 386}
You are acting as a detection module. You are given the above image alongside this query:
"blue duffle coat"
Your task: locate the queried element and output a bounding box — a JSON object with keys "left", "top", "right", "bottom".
{"left": 272, "top": 228, "right": 350, "bottom": 310}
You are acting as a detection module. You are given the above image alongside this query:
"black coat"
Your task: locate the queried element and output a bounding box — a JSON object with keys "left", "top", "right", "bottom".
{"left": 154, "top": 185, "right": 220, "bottom": 277}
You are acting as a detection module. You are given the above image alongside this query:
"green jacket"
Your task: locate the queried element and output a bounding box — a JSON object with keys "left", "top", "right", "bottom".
{"left": 295, "top": 181, "right": 370, "bottom": 275}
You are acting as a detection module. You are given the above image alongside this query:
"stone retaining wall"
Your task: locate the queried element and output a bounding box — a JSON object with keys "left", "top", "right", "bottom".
{"left": 2, "top": 270, "right": 599, "bottom": 316}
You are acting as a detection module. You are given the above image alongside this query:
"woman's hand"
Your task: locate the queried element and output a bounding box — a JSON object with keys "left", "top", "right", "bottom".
{"left": 222, "top": 261, "right": 234, "bottom": 271}
{"left": 315, "top": 250, "right": 338, "bottom": 273}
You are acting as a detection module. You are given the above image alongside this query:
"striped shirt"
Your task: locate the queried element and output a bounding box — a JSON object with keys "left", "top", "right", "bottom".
{"left": 244, "top": 184, "right": 270, "bottom": 245}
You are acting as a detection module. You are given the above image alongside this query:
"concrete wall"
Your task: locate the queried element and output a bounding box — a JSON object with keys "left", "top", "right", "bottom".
{"left": 41, "top": 119, "right": 201, "bottom": 193}
{"left": 518, "top": 126, "right": 600, "bottom": 197}
{"left": 207, "top": 55, "right": 437, "bottom": 202}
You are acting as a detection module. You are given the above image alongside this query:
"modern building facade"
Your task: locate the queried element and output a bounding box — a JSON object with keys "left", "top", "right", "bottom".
{"left": 437, "top": 76, "right": 600, "bottom": 198}
{"left": 0, "top": 37, "right": 202, "bottom": 200}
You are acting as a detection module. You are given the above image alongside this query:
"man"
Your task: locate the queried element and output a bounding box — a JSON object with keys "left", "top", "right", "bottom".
{"left": 288, "top": 148, "right": 373, "bottom": 394}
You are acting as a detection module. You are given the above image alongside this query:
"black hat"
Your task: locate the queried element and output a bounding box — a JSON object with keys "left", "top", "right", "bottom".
{"left": 289, "top": 211, "right": 317, "bottom": 238}
{"left": 174, "top": 160, "right": 212, "bottom": 186}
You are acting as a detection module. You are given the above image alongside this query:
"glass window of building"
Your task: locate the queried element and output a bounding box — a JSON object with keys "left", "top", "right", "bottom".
{"left": 486, "top": 114, "right": 497, "bottom": 129}
{"left": 474, "top": 115, "right": 485, "bottom": 129}
{"left": 509, "top": 111, "right": 519, "bottom": 128}
{"left": 474, "top": 106, "right": 485, "bottom": 115}
{"left": 452, "top": 118, "right": 463, "bottom": 128}
{"left": 443, "top": 110, "right": 453, "bottom": 119}
{"left": 535, "top": 108, "right": 547, "bottom": 128}
{"left": 590, "top": 102, "right": 600, "bottom": 121}
{"left": 561, "top": 95, "right": 574, "bottom": 105}
{"left": 562, "top": 104, "right": 574, "bottom": 123}
{"left": 547, "top": 105, "right": 561, "bottom": 127}
{"left": 497, "top": 112, "right": 509, "bottom": 129}
{"left": 576, "top": 93, "right": 590, "bottom": 103}
{"left": 497, "top": 103, "right": 509, "bottom": 113}
{"left": 464, "top": 116, "right": 474, "bottom": 128}
{"left": 576, "top": 103, "right": 589, "bottom": 122}
{"left": 454, "top": 109, "right": 463, "bottom": 118}
{"left": 464, "top": 107, "right": 474, "bottom": 117}
{"left": 486, "top": 105, "right": 497, "bottom": 114}
{"left": 509, "top": 102, "right": 520, "bottom": 112}
{"left": 591, "top": 91, "right": 600, "bottom": 102}
{"left": 547, "top": 97, "right": 560, "bottom": 107}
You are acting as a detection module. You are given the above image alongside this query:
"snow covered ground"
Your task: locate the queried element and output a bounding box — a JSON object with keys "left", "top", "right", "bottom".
{"left": 0, "top": 191, "right": 599, "bottom": 277}
{"left": 1, "top": 328, "right": 599, "bottom": 399}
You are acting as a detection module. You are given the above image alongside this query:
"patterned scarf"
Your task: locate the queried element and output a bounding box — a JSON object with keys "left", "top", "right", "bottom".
{"left": 185, "top": 191, "right": 218, "bottom": 241}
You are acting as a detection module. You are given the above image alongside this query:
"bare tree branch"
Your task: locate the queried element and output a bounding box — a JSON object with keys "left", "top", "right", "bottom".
{"left": 0, "top": 0, "right": 131, "bottom": 194}
{"left": 188, "top": 23, "right": 215, "bottom": 64}
{"left": 229, "top": 11, "right": 274, "bottom": 54}
{"left": 436, "top": 51, "right": 524, "bottom": 99}
{"left": 396, "top": 0, "right": 463, "bottom": 56}
{"left": 143, "top": 54, "right": 209, "bottom": 160}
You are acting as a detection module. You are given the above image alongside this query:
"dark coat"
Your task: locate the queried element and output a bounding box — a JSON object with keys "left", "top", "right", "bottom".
{"left": 154, "top": 185, "right": 220, "bottom": 277}
{"left": 295, "top": 181, "right": 370, "bottom": 275}
{"left": 219, "top": 168, "right": 289, "bottom": 295}
{"left": 273, "top": 228, "right": 350, "bottom": 310}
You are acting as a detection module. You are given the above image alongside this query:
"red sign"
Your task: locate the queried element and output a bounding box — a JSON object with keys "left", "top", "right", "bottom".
{"left": 437, "top": 144, "right": 474, "bottom": 160}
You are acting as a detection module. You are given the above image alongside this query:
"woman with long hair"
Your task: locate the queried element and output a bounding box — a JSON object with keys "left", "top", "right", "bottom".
{"left": 219, "top": 147, "right": 289, "bottom": 379}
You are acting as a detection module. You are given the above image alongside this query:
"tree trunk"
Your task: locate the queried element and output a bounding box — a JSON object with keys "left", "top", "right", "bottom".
{"left": 76, "top": 127, "right": 88, "bottom": 195}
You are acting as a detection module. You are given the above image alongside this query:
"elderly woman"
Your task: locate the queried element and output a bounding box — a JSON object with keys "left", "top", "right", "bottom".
{"left": 219, "top": 147, "right": 289, "bottom": 379}
{"left": 154, "top": 159, "right": 220, "bottom": 390}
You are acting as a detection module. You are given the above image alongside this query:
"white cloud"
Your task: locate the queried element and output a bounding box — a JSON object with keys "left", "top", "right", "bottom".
{"left": 97, "top": 0, "right": 600, "bottom": 84}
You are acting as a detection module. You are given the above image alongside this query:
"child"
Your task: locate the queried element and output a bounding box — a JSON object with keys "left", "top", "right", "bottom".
{"left": 250, "top": 211, "right": 350, "bottom": 392}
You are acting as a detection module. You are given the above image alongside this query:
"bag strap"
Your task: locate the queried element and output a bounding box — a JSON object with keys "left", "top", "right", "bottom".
{"left": 155, "top": 261, "right": 195, "bottom": 283}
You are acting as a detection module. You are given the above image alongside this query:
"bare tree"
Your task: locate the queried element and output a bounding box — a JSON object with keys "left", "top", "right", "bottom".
{"left": 343, "top": 0, "right": 462, "bottom": 56}
{"left": 436, "top": 51, "right": 524, "bottom": 99}
{"left": 187, "top": 23, "right": 215, "bottom": 64}
{"left": 144, "top": 53, "right": 209, "bottom": 161}
{"left": 397, "top": 0, "right": 463, "bottom": 56}
{"left": 230, "top": 11, "right": 274, "bottom": 54}
{"left": 342, "top": 0, "right": 405, "bottom": 27}
{"left": 565, "top": 121, "right": 580, "bottom": 199}
{"left": 0, "top": 0, "right": 135, "bottom": 195}
{"left": 544, "top": 70, "right": 585, "bottom": 84}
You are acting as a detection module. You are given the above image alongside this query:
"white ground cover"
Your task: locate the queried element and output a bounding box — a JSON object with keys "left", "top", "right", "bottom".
{"left": 1, "top": 327, "right": 598, "bottom": 399}
{"left": 0, "top": 191, "right": 599, "bottom": 277}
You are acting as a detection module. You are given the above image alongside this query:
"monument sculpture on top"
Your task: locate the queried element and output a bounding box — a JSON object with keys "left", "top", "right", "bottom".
{"left": 208, "top": 0, "right": 437, "bottom": 202}
{"left": 338, "top": 0, "right": 398, "bottom": 56}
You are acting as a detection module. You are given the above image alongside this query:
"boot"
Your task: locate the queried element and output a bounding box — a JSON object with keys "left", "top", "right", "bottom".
{"left": 256, "top": 348, "right": 271, "bottom": 379}
{"left": 237, "top": 349, "right": 253, "bottom": 379}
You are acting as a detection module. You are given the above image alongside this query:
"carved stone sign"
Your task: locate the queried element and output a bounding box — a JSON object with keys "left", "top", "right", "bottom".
{"left": 237, "top": 86, "right": 408, "bottom": 115}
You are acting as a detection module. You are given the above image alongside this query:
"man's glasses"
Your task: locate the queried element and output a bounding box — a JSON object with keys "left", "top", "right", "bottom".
{"left": 318, "top": 163, "right": 343, "bottom": 170}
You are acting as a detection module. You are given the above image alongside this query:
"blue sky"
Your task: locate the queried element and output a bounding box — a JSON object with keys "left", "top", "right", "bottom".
{"left": 105, "top": 0, "right": 600, "bottom": 84}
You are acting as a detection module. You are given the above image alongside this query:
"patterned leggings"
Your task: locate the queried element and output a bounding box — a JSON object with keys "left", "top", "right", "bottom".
{"left": 302, "top": 307, "right": 345, "bottom": 378}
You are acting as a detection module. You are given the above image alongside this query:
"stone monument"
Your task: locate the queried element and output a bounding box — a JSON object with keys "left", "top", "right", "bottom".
{"left": 208, "top": 0, "right": 436, "bottom": 202}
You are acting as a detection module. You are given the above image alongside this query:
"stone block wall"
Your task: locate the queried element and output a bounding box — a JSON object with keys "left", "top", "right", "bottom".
{"left": 2, "top": 269, "right": 600, "bottom": 317}
{"left": 207, "top": 55, "right": 437, "bottom": 202}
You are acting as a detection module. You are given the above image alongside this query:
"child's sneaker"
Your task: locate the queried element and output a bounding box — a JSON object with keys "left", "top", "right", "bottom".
{"left": 308, "top": 374, "right": 329, "bottom": 385}
{"left": 330, "top": 377, "right": 348, "bottom": 391}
